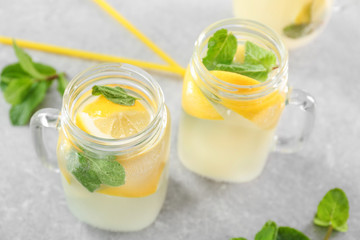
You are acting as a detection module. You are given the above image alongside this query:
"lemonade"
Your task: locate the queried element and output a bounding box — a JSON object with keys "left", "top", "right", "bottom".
{"left": 178, "top": 110, "right": 276, "bottom": 182}
{"left": 178, "top": 20, "right": 289, "bottom": 182}
{"left": 52, "top": 64, "right": 171, "bottom": 231}
{"left": 233, "top": 0, "right": 333, "bottom": 49}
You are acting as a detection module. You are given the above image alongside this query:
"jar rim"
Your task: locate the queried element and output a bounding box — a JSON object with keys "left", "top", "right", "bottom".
{"left": 61, "top": 63, "right": 166, "bottom": 152}
{"left": 192, "top": 18, "right": 288, "bottom": 98}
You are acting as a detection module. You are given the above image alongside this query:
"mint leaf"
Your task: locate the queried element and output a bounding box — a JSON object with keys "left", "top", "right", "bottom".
{"left": 33, "top": 63, "right": 56, "bottom": 76}
{"left": 255, "top": 221, "right": 278, "bottom": 240}
{"left": 1, "top": 62, "right": 56, "bottom": 92}
{"left": 4, "top": 78, "right": 33, "bottom": 105}
{"left": 277, "top": 227, "right": 310, "bottom": 240}
{"left": 244, "top": 41, "right": 277, "bottom": 71}
{"left": 13, "top": 41, "right": 47, "bottom": 80}
{"left": 1, "top": 44, "right": 67, "bottom": 126}
{"left": 214, "top": 63, "right": 268, "bottom": 81}
{"left": 313, "top": 218, "right": 329, "bottom": 227}
{"left": 71, "top": 153, "right": 102, "bottom": 192}
{"left": 1, "top": 62, "right": 56, "bottom": 91}
{"left": 92, "top": 85, "right": 138, "bottom": 106}
{"left": 57, "top": 73, "right": 68, "bottom": 96}
{"left": 202, "top": 29, "right": 237, "bottom": 70}
{"left": 88, "top": 156, "right": 125, "bottom": 187}
{"left": 68, "top": 150, "right": 125, "bottom": 192}
{"left": 334, "top": 223, "right": 348, "bottom": 232}
{"left": 0, "top": 63, "right": 29, "bottom": 91}
{"left": 230, "top": 238, "right": 247, "bottom": 240}
{"left": 283, "top": 24, "right": 313, "bottom": 39}
{"left": 9, "top": 81, "right": 49, "bottom": 125}
{"left": 314, "top": 188, "right": 349, "bottom": 232}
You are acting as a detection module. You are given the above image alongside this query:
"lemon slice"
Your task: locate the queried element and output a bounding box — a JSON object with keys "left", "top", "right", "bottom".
{"left": 76, "top": 95, "right": 151, "bottom": 139}
{"left": 295, "top": 2, "right": 312, "bottom": 25}
{"left": 182, "top": 69, "right": 285, "bottom": 129}
{"left": 211, "top": 71, "right": 285, "bottom": 129}
{"left": 182, "top": 67, "right": 223, "bottom": 120}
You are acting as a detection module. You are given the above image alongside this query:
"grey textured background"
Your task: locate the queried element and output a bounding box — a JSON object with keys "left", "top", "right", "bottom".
{"left": 0, "top": 0, "right": 359, "bottom": 239}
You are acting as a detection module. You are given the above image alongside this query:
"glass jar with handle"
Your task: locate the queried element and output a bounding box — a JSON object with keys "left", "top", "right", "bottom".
{"left": 178, "top": 19, "right": 315, "bottom": 182}
{"left": 30, "top": 63, "right": 171, "bottom": 231}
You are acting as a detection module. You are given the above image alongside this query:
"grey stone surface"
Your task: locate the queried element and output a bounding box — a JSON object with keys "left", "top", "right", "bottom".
{"left": 0, "top": 0, "right": 359, "bottom": 239}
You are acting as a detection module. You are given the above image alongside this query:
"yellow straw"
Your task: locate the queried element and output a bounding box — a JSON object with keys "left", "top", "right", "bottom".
{"left": 0, "top": 36, "right": 185, "bottom": 76}
{"left": 92, "top": 0, "right": 184, "bottom": 71}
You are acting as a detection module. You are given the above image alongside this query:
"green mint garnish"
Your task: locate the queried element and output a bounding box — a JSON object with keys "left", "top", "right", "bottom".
{"left": 314, "top": 188, "right": 350, "bottom": 238}
{"left": 244, "top": 41, "right": 277, "bottom": 72}
{"left": 0, "top": 42, "right": 68, "bottom": 125}
{"left": 214, "top": 63, "right": 268, "bottom": 82}
{"left": 202, "top": 29, "right": 238, "bottom": 70}
{"left": 4, "top": 78, "right": 33, "bottom": 105}
{"left": 92, "top": 85, "right": 139, "bottom": 106}
{"left": 202, "top": 29, "right": 277, "bottom": 82}
{"left": 13, "top": 41, "right": 47, "bottom": 80}
{"left": 10, "top": 81, "right": 50, "bottom": 126}
{"left": 255, "top": 221, "right": 278, "bottom": 240}
{"left": 283, "top": 24, "right": 313, "bottom": 39}
{"left": 67, "top": 150, "right": 125, "bottom": 192}
{"left": 277, "top": 227, "right": 310, "bottom": 240}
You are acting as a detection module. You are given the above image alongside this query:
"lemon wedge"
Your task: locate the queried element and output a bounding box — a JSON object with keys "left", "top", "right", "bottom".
{"left": 182, "top": 67, "right": 223, "bottom": 120}
{"left": 76, "top": 95, "right": 150, "bottom": 139}
{"left": 182, "top": 69, "right": 285, "bottom": 129}
{"left": 295, "top": 2, "right": 312, "bottom": 25}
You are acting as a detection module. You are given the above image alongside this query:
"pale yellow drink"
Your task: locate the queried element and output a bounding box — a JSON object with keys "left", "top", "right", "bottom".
{"left": 233, "top": 0, "right": 332, "bottom": 49}
{"left": 178, "top": 67, "right": 285, "bottom": 182}
{"left": 57, "top": 86, "right": 171, "bottom": 231}
{"left": 178, "top": 110, "right": 275, "bottom": 182}
{"left": 59, "top": 169, "right": 168, "bottom": 231}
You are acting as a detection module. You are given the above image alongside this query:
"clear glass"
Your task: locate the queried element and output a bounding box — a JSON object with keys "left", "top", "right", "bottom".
{"left": 178, "top": 19, "right": 315, "bottom": 182}
{"left": 233, "top": 0, "right": 333, "bottom": 49}
{"left": 30, "top": 63, "right": 171, "bottom": 231}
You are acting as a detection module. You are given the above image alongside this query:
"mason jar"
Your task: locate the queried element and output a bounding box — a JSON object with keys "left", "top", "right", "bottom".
{"left": 178, "top": 19, "right": 315, "bottom": 182}
{"left": 30, "top": 63, "right": 171, "bottom": 231}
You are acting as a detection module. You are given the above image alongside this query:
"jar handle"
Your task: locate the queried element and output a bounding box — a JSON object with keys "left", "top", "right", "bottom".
{"left": 30, "top": 108, "right": 61, "bottom": 171}
{"left": 274, "top": 89, "right": 315, "bottom": 153}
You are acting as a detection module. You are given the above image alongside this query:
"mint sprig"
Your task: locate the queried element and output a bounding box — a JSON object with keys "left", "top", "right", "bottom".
{"left": 244, "top": 41, "right": 277, "bottom": 72}
{"left": 202, "top": 29, "right": 278, "bottom": 82}
{"left": 0, "top": 42, "right": 68, "bottom": 125}
{"left": 214, "top": 63, "right": 268, "bottom": 82}
{"left": 202, "top": 29, "right": 238, "bottom": 70}
{"left": 67, "top": 150, "right": 125, "bottom": 192}
{"left": 92, "top": 85, "right": 139, "bottom": 106}
{"left": 277, "top": 227, "right": 310, "bottom": 240}
{"left": 314, "top": 188, "right": 349, "bottom": 239}
{"left": 283, "top": 24, "right": 313, "bottom": 39}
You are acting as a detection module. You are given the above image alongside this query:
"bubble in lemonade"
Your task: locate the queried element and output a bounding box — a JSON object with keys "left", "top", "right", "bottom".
{"left": 57, "top": 84, "right": 170, "bottom": 231}
{"left": 178, "top": 28, "right": 287, "bottom": 182}
{"left": 233, "top": 0, "right": 332, "bottom": 49}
